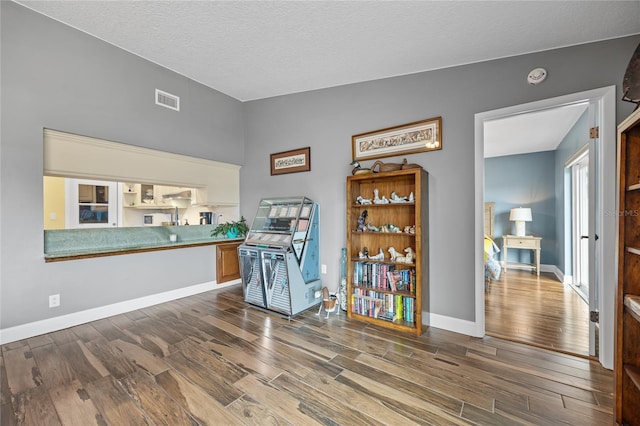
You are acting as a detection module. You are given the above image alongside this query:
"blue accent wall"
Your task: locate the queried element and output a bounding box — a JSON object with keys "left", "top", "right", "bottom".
{"left": 485, "top": 151, "right": 557, "bottom": 266}
{"left": 554, "top": 108, "right": 591, "bottom": 275}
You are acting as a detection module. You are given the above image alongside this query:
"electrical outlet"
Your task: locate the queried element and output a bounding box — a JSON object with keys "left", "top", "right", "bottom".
{"left": 49, "top": 294, "right": 60, "bottom": 308}
{"left": 321, "top": 264, "right": 327, "bottom": 274}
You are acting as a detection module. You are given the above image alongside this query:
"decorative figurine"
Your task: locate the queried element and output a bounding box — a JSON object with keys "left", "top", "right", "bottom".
{"left": 368, "top": 248, "right": 385, "bottom": 261}
{"left": 366, "top": 223, "right": 380, "bottom": 232}
{"left": 373, "top": 188, "right": 382, "bottom": 204}
{"left": 404, "top": 225, "right": 416, "bottom": 234}
{"left": 356, "top": 195, "right": 372, "bottom": 205}
{"left": 371, "top": 159, "right": 403, "bottom": 173}
{"left": 388, "top": 224, "right": 402, "bottom": 233}
{"left": 408, "top": 192, "right": 414, "bottom": 202}
{"left": 379, "top": 223, "right": 400, "bottom": 233}
{"left": 388, "top": 246, "right": 401, "bottom": 261}
{"left": 400, "top": 158, "right": 422, "bottom": 170}
{"left": 388, "top": 247, "right": 414, "bottom": 263}
{"left": 390, "top": 191, "right": 408, "bottom": 203}
{"left": 401, "top": 247, "right": 415, "bottom": 264}
{"left": 372, "top": 189, "right": 391, "bottom": 204}
{"left": 350, "top": 160, "right": 372, "bottom": 175}
{"left": 316, "top": 287, "right": 339, "bottom": 319}
{"left": 357, "top": 210, "right": 368, "bottom": 232}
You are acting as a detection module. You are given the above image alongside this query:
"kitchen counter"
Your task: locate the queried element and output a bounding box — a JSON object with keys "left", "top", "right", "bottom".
{"left": 44, "top": 225, "right": 243, "bottom": 262}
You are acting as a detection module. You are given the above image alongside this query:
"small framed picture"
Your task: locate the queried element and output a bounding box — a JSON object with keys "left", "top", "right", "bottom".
{"left": 270, "top": 147, "right": 311, "bottom": 175}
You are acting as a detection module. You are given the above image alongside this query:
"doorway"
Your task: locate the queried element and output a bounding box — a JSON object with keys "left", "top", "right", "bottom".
{"left": 483, "top": 105, "right": 591, "bottom": 357}
{"left": 474, "top": 86, "right": 617, "bottom": 369}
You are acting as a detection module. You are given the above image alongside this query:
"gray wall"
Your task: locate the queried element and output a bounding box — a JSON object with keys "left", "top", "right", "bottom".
{"left": 1, "top": 2, "right": 244, "bottom": 329}
{"left": 2, "top": 1, "right": 639, "bottom": 331}
{"left": 242, "top": 35, "right": 640, "bottom": 322}
{"left": 485, "top": 151, "right": 557, "bottom": 266}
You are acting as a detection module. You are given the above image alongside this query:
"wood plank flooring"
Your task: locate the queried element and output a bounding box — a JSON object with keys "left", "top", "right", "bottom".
{"left": 1, "top": 283, "right": 611, "bottom": 425}
{"left": 485, "top": 270, "right": 590, "bottom": 357}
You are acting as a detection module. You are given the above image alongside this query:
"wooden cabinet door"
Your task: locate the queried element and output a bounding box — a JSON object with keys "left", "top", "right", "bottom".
{"left": 217, "top": 242, "right": 241, "bottom": 283}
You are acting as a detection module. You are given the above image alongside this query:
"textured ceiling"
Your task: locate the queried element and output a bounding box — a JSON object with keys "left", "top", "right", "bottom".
{"left": 13, "top": 1, "right": 640, "bottom": 157}
{"left": 16, "top": 0, "right": 640, "bottom": 102}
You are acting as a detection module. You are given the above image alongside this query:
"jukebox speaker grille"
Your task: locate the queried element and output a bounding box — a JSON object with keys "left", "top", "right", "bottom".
{"left": 240, "top": 250, "right": 266, "bottom": 308}
{"left": 268, "top": 260, "right": 291, "bottom": 313}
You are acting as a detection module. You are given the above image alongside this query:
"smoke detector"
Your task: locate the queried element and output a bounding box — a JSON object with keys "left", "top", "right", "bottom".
{"left": 527, "top": 68, "right": 547, "bottom": 85}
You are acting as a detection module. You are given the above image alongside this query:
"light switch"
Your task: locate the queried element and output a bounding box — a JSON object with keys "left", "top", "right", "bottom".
{"left": 49, "top": 212, "right": 57, "bottom": 220}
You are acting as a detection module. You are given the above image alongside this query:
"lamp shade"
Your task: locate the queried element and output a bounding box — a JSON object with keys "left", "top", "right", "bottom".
{"left": 510, "top": 207, "right": 532, "bottom": 222}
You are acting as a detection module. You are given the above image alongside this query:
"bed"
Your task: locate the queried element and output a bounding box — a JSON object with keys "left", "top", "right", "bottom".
{"left": 484, "top": 202, "right": 501, "bottom": 286}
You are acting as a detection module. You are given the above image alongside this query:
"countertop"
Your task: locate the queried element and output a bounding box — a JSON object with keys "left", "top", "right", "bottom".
{"left": 44, "top": 225, "right": 243, "bottom": 262}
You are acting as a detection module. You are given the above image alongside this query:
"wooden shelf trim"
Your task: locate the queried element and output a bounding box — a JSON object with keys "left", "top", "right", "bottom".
{"left": 352, "top": 284, "right": 416, "bottom": 298}
{"left": 624, "top": 365, "right": 640, "bottom": 393}
{"left": 624, "top": 295, "right": 640, "bottom": 324}
{"left": 626, "top": 247, "right": 640, "bottom": 256}
{"left": 350, "top": 258, "right": 417, "bottom": 266}
{"left": 628, "top": 183, "right": 640, "bottom": 191}
{"left": 350, "top": 312, "right": 417, "bottom": 330}
{"left": 352, "top": 202, "right": 416, "bottom": 208}
{"left": 350, "top": 231, "right": 416, "bottom": 237}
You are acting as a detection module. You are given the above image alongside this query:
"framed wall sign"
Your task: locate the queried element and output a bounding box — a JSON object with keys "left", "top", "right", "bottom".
{"left": 270, "top": 147, "right": 311, "bottom": 175}
{"left": 352, "top": 116, "right": 442, "bottom": 161}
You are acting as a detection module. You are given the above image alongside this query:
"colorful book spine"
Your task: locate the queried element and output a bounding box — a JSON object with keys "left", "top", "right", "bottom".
{"left": 353, "top": 261, "right": 396, "bottom": 290}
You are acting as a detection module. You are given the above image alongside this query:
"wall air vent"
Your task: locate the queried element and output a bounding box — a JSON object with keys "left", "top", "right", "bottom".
{"left": 155, "top": 89, "right": 180, "bottom": 111}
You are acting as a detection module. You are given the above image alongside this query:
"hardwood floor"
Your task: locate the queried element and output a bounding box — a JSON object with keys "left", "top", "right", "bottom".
{"left": 1, "top": 284, "right": 612, "bottom": 425}
{"left": 485, "top": 269, "right": 590, "bottom": 357}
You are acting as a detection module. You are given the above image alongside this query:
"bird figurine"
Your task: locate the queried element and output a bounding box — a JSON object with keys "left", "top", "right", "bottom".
{"left": 350, "top": 160, "right": 372, "bottom": 175}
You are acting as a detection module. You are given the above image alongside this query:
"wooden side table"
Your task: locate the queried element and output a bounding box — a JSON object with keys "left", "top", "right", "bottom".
{"left": 502, "top": 235, "right": 542, "bottom": 276}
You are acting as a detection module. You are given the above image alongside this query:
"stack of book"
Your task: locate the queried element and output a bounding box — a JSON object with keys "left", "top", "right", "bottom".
{"left": 350, "top": 289, "right": 415, "bottom": 324}
{"left": 352, "top": 261, "right": 416, "bottom": 294}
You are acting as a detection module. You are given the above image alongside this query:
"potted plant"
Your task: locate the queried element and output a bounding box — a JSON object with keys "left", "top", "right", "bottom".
{"left": 211, "top": 216, "right": 250, "bottom": 239}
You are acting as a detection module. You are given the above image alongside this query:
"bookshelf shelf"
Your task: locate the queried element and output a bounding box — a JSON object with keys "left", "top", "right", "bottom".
{"left": 346, "top": 168, "right": 428, "bottom": 335}
{"left": 627, "top": 183, "right": 640, "bottom": 191}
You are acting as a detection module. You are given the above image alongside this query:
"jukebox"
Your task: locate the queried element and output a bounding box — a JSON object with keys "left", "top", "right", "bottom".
{"left": 238, "top": 197, "right": 322, "bottom": 317}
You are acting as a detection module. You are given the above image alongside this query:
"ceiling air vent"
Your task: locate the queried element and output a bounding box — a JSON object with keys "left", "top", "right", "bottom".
{"left": 155, "top": 89, "right": 180, "bottom": 111}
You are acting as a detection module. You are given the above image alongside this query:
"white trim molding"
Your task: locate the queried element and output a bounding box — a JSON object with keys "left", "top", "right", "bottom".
{"left": 475, "top": 85, "right": 616, "bottom": 370}
{"left": 0, "top": 279, "right": 241, "bottom": 345}
{"left": 424, "top": 311, "right": 483, "bottom": 337}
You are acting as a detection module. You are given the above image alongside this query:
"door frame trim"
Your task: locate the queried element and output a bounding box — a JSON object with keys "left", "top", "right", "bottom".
{"left": 569, "top": 149, "right": 589, "bottom": 301}
{"left": 474, "top": 86, "right": 616, "bottom": 369}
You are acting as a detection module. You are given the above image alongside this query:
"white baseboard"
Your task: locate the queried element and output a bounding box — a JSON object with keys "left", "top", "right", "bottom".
{"left": 0, "top": 279, "right": 241, "bottom": 345}
{"left": 423, "top": 312, "right": 483, "bottom": 337}
{"left": 500, "top": 262, "right": 563, "bottom": 279}
{"left": 540, "top": 264, "right": 568, "bottom": 284}
{"left": 424, "top": 261, "right": 560, "bottom": 337}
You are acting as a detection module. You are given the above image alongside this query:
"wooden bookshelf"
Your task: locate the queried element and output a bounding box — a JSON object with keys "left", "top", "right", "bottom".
{"left": 346, "top": 168, "right": 428, "bottom": 335}
{"left": 616, "top": 107, "right": 640, "bottom": 425}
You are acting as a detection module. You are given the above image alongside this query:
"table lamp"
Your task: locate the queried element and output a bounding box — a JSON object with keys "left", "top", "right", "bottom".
{"left": 510, "top": 207, "right": 532, "bottom": 236}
